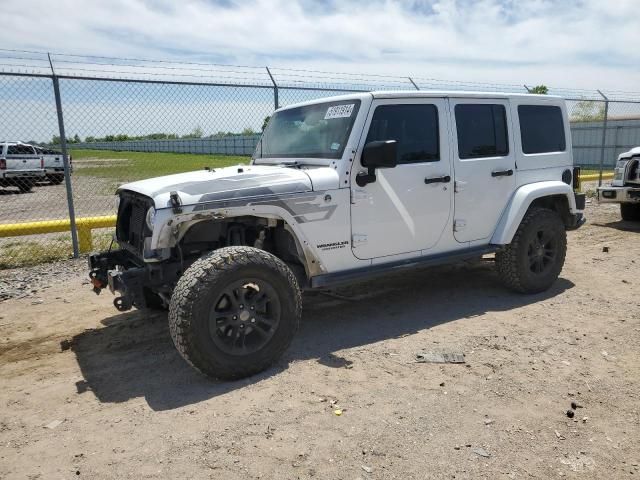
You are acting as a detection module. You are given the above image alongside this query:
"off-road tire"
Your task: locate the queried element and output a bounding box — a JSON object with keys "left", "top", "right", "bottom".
{"left": 620, "top": 203, "right": 640, "bottom": 221}
{"left": 168, "top": 246, "right": 302, "bottom": 380}
{"left": 496, "top": 207, "right": 567, "bottom": 294}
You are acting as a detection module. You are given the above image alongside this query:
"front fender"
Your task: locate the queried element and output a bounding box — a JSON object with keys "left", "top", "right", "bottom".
{"left": 491, "top": 181, "right": 578, "bottom": 245}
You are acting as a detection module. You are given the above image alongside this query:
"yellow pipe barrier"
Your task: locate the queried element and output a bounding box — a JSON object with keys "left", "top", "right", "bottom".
{"left": 0, "top": 215, "right": 116, "bottom": 253}
{"left": 579, "top": 172, "right": 614, "bottom": 181}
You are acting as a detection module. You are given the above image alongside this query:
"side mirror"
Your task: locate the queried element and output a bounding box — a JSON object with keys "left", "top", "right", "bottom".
{"left": 357, "top": 140, "right": 398, "bottom": 187}
{"left": 361, "top": 140, "right": 398, "bottom": 169}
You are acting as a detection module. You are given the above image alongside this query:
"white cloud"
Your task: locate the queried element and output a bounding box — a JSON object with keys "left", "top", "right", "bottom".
{"left": 1, "top": 0, "right": 638, "bottom": 92}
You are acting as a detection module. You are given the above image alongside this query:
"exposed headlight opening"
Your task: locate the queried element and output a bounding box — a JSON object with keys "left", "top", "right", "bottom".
{"left": 146, "top": 207, "right": 156, "bottom": 230}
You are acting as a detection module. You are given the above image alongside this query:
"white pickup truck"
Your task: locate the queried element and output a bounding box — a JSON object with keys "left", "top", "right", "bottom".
{"left": 597, "top": 147, "right": 640, "bottom": 220}
{"left": 0, "top": 142, "right": 45, "bottom": 193}
{"left": 34, "top": 146, "right": 71, "bottom": 185}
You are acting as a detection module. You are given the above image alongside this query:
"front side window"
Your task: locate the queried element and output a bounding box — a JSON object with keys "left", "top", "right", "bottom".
{"left": 365, "top": 104, "right": 440, "bottom": 163}
{"left": 255, "top": 100, "right": 361, "bottom": 159}
{"left": 455, "top": 104, "right": 509, "bottom": 159}
{"left": 518, "top": 105, "right": 566, "bottom": 154}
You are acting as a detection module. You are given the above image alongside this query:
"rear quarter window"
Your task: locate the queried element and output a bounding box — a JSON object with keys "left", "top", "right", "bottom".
{"left": 518, "top": 105, "right": 566, "bottom": 154}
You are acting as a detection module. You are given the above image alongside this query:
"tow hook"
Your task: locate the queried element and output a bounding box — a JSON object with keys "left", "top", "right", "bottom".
{"left": 89, "top": 270, "right": 106, "bottom": 295}
{"left": 113, "top": 297, "right": 132, "bottom": 312}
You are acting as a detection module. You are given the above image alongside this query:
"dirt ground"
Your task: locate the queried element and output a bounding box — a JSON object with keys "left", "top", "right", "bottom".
{"left": 1, "top": 200, "right": 639, "bottom": 479}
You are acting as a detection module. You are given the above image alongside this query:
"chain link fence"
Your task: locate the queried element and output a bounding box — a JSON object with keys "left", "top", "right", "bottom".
{"left": 1, "top": 50, "right": 640, "bottom": 268}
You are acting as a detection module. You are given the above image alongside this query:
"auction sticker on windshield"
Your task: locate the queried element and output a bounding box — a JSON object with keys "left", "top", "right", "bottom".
{"left": 325, "top": 104, "right": 355, "bottom": 120}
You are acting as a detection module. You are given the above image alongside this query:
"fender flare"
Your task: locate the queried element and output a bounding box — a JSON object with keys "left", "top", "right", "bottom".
{"left": 491, "top": 181, "right": 578, "bottom": 245}
{"left": 151, "top": 202, "right": 323, "bottom": 276}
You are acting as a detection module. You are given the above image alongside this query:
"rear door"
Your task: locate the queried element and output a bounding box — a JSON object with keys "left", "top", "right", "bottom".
{"left": 449, "top": 99, "right": 516, "bottom": 243}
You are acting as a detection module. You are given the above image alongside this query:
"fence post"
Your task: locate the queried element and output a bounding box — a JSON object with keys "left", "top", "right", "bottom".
{"left": 48, "top": 53, "right": 80, "bottom": 258}
{"left": 597, "top": 90, "right": 610, "bottom": 187}
{"left": 266, "top": 67, "right": 279, "bottom": 110}
{"left": 408, "top": 77, "right": 420, "bottom": 90}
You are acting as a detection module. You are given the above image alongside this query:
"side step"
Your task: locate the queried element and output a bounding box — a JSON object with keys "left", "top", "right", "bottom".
{"left": 310, "top": 246, "right": 497, "bottom": 289}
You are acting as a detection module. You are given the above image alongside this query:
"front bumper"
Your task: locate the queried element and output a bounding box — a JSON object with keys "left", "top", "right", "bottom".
{"left": 597, "top": 185, "right": 640, "bottom": 204}
{"left": 89, "top": 249, "right": 181, "bottom": 311}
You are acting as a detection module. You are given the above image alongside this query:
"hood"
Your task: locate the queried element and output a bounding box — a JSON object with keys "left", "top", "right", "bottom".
{"left": 118, "top": 164, "right": 315, "bottom": 209}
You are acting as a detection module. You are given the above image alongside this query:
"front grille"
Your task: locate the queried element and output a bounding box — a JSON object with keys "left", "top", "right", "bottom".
{"left": 116, "top": 191, "right": 153, "bottom": 254}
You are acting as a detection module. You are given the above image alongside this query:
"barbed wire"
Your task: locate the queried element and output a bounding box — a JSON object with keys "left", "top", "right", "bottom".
{"left": 0, "top": 48, "right": 639, "bottom": 102}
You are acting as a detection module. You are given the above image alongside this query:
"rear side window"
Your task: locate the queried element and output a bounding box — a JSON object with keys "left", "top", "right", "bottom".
{"left": 365, "top": 104, "right": 440, "bottom": 163}
{"left": 455, "top": 104, "right": 509, "bottom": 159}
{"left": 518, "top": 105, "right": 566, "bottom": 154}
{"left": 7, "top": 145, "right": 35, "bottom": 155}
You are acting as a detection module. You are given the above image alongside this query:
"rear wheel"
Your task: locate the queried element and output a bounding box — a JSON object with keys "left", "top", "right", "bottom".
{"left": 168, "top": 246, "right": 301, "bottom": 380}
{"left": 49, "top": 174, "right": 64, "bottom": 185}
{"left": 620, "top": 203, "right": 640, "bottom": 221}
{"left": 496, "top": 208, "right": 567, "bottom": 293}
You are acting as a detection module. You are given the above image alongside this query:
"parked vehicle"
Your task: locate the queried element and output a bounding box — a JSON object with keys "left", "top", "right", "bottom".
{"left": 89, "top": 91, "right": 585, "bottom": 380}
{"left": 0, "top": 142, "right": 45, "bottom": 193}
{"left": 34, "top": 146, "right": 71, "bottom": 185}
{"left": 597, "top": 147, "right": 640, "bottom": 220}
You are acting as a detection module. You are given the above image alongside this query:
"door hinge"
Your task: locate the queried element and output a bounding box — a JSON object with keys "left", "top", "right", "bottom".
{"left": 350, "top": 189, "right": 369, "bottom": 204}
{"left": 453, "top": 219, "right": 466, "bottom": 232}
{"left": 352, "top": 234, "right": 368, "bottom": 247}
{"left": 454, "top": 181, "right": 466, "bottom": 193}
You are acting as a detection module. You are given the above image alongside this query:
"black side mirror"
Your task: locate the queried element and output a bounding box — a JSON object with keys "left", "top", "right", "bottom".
{"left": 361, "top": 140, "right": 398, "bottom": 169}
{"left": 357, "top": 140, "right": 398, "bottom": 187}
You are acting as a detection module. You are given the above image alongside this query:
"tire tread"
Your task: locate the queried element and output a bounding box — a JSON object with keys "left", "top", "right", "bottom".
{"left": 168, "top": 246, "right": 302, "bottom": 379}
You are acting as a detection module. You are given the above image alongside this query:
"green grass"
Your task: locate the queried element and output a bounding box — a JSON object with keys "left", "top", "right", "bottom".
{"left": 71, "top": 149, "right": 249, "bottom": 181}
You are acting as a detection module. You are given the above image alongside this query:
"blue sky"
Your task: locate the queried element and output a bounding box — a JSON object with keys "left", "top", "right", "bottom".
{"left": 1, "top": 0, "right": 638, "bottom": 92}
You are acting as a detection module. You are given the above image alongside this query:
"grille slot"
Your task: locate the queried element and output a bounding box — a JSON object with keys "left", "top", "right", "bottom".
{"left": 116, "top": 191, "right": 153, "bottom": 254}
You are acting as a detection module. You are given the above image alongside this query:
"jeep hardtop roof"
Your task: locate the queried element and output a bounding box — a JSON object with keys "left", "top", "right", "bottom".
{"left": 277, "top": 90, "right": 563, "bottom": 112}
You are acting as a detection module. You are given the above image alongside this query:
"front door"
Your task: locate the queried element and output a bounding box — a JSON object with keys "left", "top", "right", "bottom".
{"left": 449, "top": 98, "right": 516, "bottom": 243}
{"left": 350, "top": 98, "right": 452, "bottom": 259}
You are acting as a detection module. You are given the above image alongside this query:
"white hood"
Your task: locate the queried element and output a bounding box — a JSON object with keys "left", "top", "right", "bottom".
{"left": 118, "top": 164, "right": 316, "bottom": 209}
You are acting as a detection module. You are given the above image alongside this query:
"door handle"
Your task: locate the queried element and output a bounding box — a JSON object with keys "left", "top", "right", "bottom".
{"left": 491, "top": 169, "right": 514, "bottom": 177}
{"left": 424, "top": 175, "right": 451, "bottom": 184}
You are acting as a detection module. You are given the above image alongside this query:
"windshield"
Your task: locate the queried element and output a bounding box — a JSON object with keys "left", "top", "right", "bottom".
{"left": 255, "top": 100, "right": 361, "bottom": 159}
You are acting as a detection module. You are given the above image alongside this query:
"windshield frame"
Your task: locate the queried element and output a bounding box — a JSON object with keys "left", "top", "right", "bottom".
{"left": 253, "top": 99, "right": 362, "bottom": 161}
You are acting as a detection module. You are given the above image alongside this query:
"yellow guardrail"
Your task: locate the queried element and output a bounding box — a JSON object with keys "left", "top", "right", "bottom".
{"left": 0, "top": 215, "right": 116, "bottom": 253}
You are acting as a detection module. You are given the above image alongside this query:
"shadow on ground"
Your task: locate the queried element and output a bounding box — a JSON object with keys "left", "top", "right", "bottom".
{"left": 70, "top": 262, "right": 574, "bottom": 411}
{"left": 592, "top": 219, "right": 640, "bottom": 232}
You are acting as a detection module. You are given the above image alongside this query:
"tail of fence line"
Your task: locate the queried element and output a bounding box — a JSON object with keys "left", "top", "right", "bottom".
{"left": 1, "top": 50, "right": 640, "bottom": 268}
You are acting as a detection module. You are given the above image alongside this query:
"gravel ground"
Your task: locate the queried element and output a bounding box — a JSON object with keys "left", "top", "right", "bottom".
{"left": 0, "top": 257, "right": 89, "bottom": 302}
{"left": 1, "top": 201, "right": 639, "bottom": 480}
{"left": 0, "top": 175, "right": 117, "bottom": 225}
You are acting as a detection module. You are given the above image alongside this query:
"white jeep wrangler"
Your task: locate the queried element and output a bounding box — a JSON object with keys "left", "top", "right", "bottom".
{"left": 89, "top": 91, "right": 585, "bottom": 379}
{"left": 597, "top": 147, "right": 640, "bottom": 221}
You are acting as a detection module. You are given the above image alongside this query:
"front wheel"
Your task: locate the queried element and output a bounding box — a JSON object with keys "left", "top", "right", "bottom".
{"left": 496, "top": 208, "right": 567, "bottom": 294}
{"left": 168, "top": 246, "right": 302, "bottom": 380}
{"left": 620, "top": 203, "right": 640, "bottom": 221}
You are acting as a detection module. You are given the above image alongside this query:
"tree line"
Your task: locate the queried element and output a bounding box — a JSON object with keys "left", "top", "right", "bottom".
{"left": 51, "top": 123, "right": 266, "bottom": 145}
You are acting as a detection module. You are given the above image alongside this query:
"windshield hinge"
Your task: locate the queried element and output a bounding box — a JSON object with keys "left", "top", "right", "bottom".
{"left": 351, "top": 189, "right": 369, "bottom": 204}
